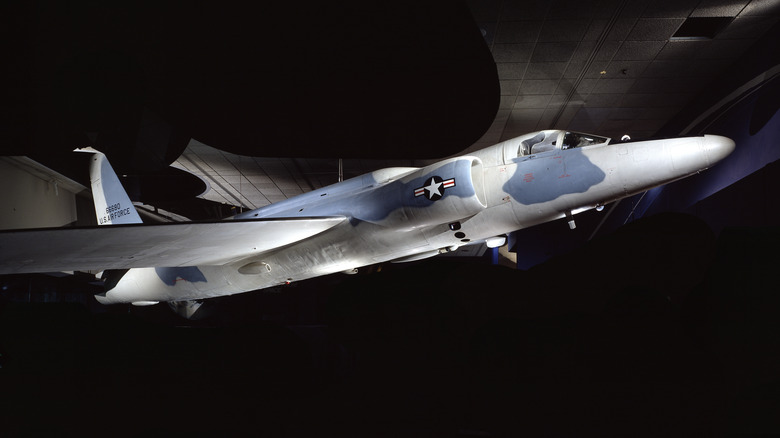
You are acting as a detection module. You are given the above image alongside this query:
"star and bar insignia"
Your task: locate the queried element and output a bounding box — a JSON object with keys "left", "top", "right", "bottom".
{"left": 414, "top": 176, "right": 455, "bottom": 201}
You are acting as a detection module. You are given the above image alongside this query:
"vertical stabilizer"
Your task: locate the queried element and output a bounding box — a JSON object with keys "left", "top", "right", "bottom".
{"left": 88, "top": 152, "right": 143, "bottom": 225}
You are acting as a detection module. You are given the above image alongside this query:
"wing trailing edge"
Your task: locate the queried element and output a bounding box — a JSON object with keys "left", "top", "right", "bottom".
{"left": 0, "top": 217, "right": 346, "bottom": 274}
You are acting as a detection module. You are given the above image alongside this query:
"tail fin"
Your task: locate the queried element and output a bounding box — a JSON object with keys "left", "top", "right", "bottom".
{"left": 87, "top": 152, "right": 143, "bottom": 225}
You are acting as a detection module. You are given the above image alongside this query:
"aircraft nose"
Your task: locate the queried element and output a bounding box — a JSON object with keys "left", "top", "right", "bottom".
{"left": 702, "top": 135, "right": 735, "bottom": 166}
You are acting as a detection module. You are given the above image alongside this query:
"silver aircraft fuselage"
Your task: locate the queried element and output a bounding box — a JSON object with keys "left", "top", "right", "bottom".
{"left": 97, "top": 130, "right": 735, "bottom": 304}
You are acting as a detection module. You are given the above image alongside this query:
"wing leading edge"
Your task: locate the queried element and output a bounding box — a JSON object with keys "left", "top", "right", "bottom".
{"left": 0, "top": 217, "right": 346, "bottom": 274}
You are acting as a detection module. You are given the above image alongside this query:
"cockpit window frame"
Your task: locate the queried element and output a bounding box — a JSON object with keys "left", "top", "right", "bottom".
{"left": 560, "top": 131, "right": 610, "bottom": 150}
{"left": 512, "top": 130, "right": 612, "bottom": 159}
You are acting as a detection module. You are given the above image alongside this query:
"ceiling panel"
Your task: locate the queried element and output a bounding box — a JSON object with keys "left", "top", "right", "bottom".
{"left": 603, "top": 60, "right": 651, "bottom": 77}
{"left": 583, "top": 20, "right": 610, "bottom": 40}
{"left": 495, "top": 21, "right": 543, "bottom": 43}
{"left": 650, "top": 77, "right": 711, "bottom": 94}
{"left": 718, "top": 15, "right": 778, "bottom": 38}
{"left": 549, "top": 0, "right": 612, "bottom": 18}
{"left": 513, "top": 95, "right": 553, "bottom": 109}
{"left": 497, "top": 62, "right": 528, "bottom": 79}
{"left": 606, "top": 18, "right": 640, "bottom": 41}
{"left": 539, "top": 20, "right": 591, "bottom": 41}
{"left": 492, "top": 43, "right": 535, "bottom": 62}
{"left": 530, "top": 42, "right": 580, "bottom": 62}
{"left": 575, "top": 107, "right": 613, "bottom": 121}
{"left": 592, "top": 40, "right": 623, "bottom": 61}
{"left": 640, "top": 107, "right": 683, "bottom": 119}
{"left": 622, "top": 0, "right": 654, "bottom": 17}
{"left": 657, "top": 40, "right": 709, "bottom": 59}
{"left": 499, "top": 95, "right": 517, "bottom": 109}
{"left": 525, "top": 62, "right": 568, "bottom": 79}
{"left": 640, "top": 0, "right": 701, "bottom": 18}
{"left": 619, "top": 93, "right": 693, "bottom": 108}
{"left": 501, "top": 0, "right": 550, "bottom": 20}
{"left": 592, "top": 78, "right": 637, "bottom": 94}
{"left": 690, "top": 0, "right": 750, "bottom": 17}
{"left": 608, "top": 107, "right": 644, "bottom": 120}
{"left": 585, "top": 94, "right": 625, "bottom": 107}
{"left": 500, "top": 80, "right": 522, "bottom": 95}
{"left": 627, "top": 18, "right": 686, "bottom": 40}
{"left": 698, "top": 38, "right": 757, "bottom": 58}
{"left": 520, "top": 79, "right": 560, "bottom": 94}
{"left": 642, "top": 59, "right": 727, "bottom": 77}
{"left": 613, "top": 41, "right": 667, "bottom": 60}
{"left": 564, "top": 61, "right": 588, "bottom": 78}
{"left": 742, "top": 0, "right": 780, "bottom": 15}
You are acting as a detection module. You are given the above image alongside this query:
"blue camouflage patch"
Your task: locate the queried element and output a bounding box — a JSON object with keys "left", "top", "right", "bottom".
{"left": 155, "top": 266, "right": 208, "bottom": 286}
{"left": 505, "top": 148, "right": 606, "bottom": 205}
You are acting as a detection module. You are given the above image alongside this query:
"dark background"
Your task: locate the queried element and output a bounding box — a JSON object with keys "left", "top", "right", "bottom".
{"left": 2, "top": 214, "right": 779, "bottom": 436}
{"left": 1, "top": 1, "right": 780, "bottom": 436}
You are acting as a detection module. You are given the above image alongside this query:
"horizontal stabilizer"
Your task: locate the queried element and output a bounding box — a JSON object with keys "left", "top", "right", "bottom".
{"left": 0, "top": 217, "right": 346, "bottom": 274}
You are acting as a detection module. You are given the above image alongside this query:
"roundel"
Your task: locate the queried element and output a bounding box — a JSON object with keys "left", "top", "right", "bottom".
{"left": 413, "top": 175, "right": 456, "bottom": 201}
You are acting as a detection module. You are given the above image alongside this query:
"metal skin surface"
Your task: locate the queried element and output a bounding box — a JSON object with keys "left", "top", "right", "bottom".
{"left": 88, "top": 152, "right": 144, "bottom": 226}
{"left": 88, "top": 130, "right": 735, "bottom": 305}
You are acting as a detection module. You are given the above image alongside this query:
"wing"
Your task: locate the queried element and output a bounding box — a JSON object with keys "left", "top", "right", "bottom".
{"left": 0, "top": 217, "right": 346, "bottom": 274}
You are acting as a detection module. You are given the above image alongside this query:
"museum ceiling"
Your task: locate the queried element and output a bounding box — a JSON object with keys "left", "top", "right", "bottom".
{"left": 5, "top": 0, "right": 779, "bottom": 215}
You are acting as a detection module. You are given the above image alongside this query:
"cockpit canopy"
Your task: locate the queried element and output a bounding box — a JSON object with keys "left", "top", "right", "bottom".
{"left": 471, "top": 130, "right": 612, "bottom": 166}
{"left": 517, "top": 130, "right": 610, "bottom": 156}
